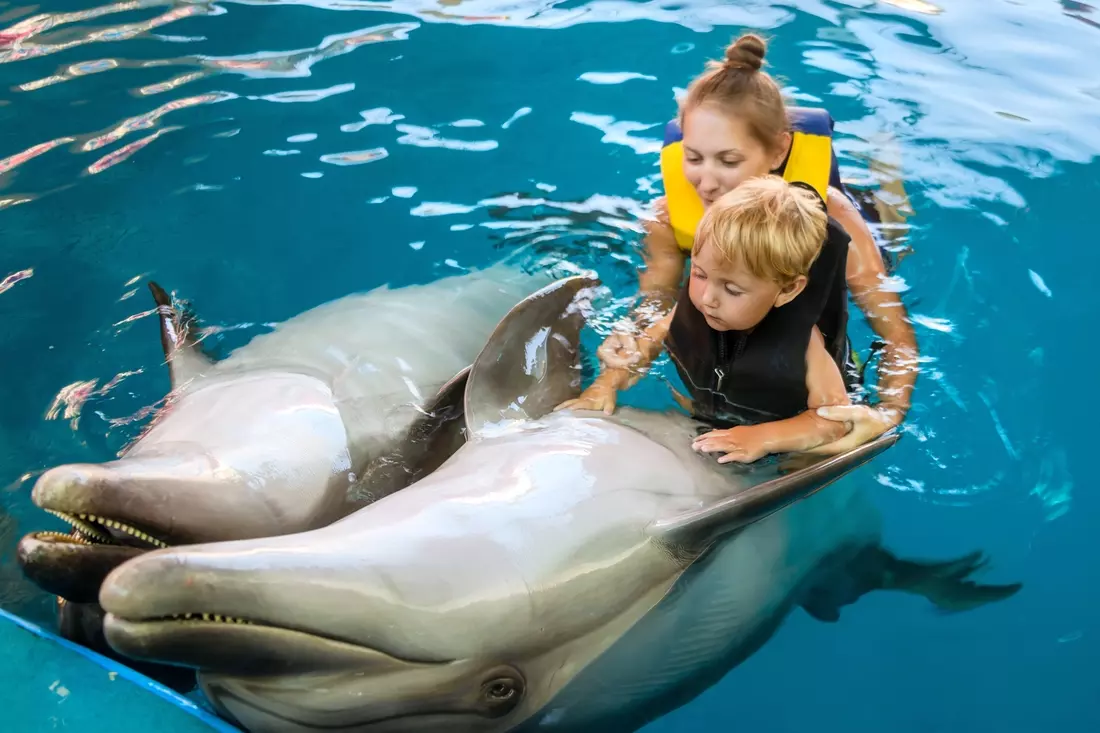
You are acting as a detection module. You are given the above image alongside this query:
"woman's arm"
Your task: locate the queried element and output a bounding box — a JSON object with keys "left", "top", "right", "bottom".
{"left": 691, "top": 327, "right": 851, "bottom": 462}
{"left": 597, "top": 197, "right": 688, "bottom": 368}
{"left": 632, "top": 197, "right": 688, "bottom": 326}
{"left": 815, "top": 188, "right": 918, "bottom": 450}
{"left": 638, "top": 198, "right": 689, "bottom": 298}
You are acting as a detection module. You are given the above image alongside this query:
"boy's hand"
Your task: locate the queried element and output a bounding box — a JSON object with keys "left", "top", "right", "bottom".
{"left": 554, "top": 381, "right": 619, "bottom": 416}
{"left": 691, "top": 426, "right": 770, "bottom": 464}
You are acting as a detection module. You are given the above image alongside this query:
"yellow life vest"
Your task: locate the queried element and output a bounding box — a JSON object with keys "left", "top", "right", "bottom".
{"left": 659, "top": 106, "right": 838, "bottom": 251}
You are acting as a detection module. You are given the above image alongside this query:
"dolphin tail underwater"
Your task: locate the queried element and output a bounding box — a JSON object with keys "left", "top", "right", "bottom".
{"left": 97, "top": 274, "right": 1020, "bottom": 733}
{"left": 799, "top": 546, "right": 1020, "bottom": 623}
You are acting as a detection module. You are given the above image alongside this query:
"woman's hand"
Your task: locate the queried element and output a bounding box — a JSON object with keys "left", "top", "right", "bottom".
{"left": 808, "top": 404, "right": 902, "bottom": 454}
{"left": 555, "top": 380, "right": 620, "bottom": 416}
{"left": 597, "top": 330, "right": 643, "bottom": 369}
{"left": 691, "top": 426, "right": 770, "bottom": 464}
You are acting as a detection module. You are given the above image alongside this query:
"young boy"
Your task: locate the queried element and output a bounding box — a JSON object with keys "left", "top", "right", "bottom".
{"left": 556, "top": 175, "right": 851, "bottom": 464}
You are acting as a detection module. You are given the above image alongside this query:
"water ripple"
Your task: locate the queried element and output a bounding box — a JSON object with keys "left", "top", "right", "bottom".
{"left": 0, "top": 0, "right": 1097, "bottom": 657}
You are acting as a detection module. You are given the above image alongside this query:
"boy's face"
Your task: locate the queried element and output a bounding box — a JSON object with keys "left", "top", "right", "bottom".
{"left": 688, "top": 240, "right": 807, "bottom": 332}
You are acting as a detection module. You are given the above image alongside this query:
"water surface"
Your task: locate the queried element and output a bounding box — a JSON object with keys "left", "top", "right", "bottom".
{"left": 1, "top": 0, "right": 1098, "bottom": 730}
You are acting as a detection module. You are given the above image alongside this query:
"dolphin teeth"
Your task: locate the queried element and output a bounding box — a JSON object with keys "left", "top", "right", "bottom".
{"left": 36, "top": 531, "right": 91, "bottom": 545}
{"left": 44, "top": 509, "right": 171, "bottom": 549}
{"left": 163, "top": 613, "right": 253, "bottom": 625}
{"left": 44, "top": 510, "right": 112, "bottom": 545}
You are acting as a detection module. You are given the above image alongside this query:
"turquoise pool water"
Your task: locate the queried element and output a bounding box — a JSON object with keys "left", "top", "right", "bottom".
{"left": 1, "top": 0, "right": 1097, "bottom": 729}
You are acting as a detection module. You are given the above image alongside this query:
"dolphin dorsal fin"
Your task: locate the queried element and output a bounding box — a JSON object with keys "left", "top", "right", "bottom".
{"left": 648, "top": 432, "right": 901, "bottom": 551}
{"left": 464, "top": 274, "right": 599, "bottom": 437}
{"left": 147, "top": 282, "right": 214, "bottom": 389}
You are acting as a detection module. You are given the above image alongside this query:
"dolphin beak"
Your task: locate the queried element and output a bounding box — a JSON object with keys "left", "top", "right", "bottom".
{"left": 99, "top": 544, "right": 456, "bottom": 678}
{"left": 17, "top": 532, "right": 144, "bottom": 603}
{"left": 30, "top": 455, "right": 279, "bottom": 546}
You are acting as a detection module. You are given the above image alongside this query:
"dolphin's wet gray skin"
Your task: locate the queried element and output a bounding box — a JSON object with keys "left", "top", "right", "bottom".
{"left": 17, "top": 259, "right": 556, "bottom": 685}
{"left": 99, "top": 276, "right": 1021, "bottom": 732}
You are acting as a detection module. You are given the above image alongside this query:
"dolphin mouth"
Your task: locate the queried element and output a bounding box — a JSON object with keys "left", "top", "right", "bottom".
{"left": 102, "top": 613, "right": 446, "bottom": 676}
{"left": 17, "top": 532, "right": 149, "bottom": 603}
{"left": 104, "top": 614, "right": 522, "bottom": 730}
{"left": 36, "top": 511, "right": 169, "bottom": 549}
{"left": 17, "top": 512, "right": 173, "bottom": 603}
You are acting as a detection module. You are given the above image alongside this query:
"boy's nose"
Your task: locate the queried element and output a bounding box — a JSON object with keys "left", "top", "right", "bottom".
{"left": 703, "top": 283, "right": 721, "bottom": 308}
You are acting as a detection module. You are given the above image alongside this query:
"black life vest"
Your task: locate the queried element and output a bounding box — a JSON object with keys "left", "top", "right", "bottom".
{"left": 665, "top": 217, "right": 851, "bottom": 427}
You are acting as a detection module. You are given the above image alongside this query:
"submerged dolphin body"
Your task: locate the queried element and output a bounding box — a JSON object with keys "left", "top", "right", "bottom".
{"left": 17, "top": 259, "right": 557, "bottom": 685}
{"left": 99, "top": 276, "right": 1022, "bottom": 732}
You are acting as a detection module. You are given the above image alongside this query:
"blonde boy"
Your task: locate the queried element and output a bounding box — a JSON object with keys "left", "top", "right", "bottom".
{"left": 557, "top": 175, "right": 851, "bottom": 463}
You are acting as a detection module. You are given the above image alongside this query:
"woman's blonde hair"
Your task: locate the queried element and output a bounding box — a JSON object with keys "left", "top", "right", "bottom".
{"left": 693, "top": 176, "right": 827, "bottom": 286}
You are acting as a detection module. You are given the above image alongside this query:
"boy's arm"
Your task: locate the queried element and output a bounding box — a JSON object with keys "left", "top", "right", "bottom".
{"left": 555, "top": 309, "right": 675, "bottom": 414}
{"left": 691, "top": 327, "right": 851, "bottom": 462}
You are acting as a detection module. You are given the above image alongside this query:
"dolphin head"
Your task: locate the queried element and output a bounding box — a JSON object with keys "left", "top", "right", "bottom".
{"left": 98, "top": 275, "right": 899, "bottom": 731}
{"left": 18, "top": 263, "right": 550, "bottom": 605}
{"left": 20, "top": 359, "right": 353, "bottom": 604}
{"left": 18, "top": 267, "right": 532, "bottom": 606}
{"left": 98, "top": 413, "right": 691, "bottom": 731}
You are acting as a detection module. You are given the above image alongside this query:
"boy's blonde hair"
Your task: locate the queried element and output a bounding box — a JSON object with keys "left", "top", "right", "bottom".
{"left": 693, "top": 176, "right": 828, "bottom": 286}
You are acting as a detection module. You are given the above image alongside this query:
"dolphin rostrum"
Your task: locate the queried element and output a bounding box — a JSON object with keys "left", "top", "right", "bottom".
{"left": 17, "top": 258, "right": 558, "bottom": 685}
{"left": 98, "top": 275, "right": 1022, "bottom": 732}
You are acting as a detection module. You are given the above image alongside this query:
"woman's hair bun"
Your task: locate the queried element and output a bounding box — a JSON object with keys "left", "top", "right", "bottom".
{"left": 724, "top": 33, "right": 767, "bottom": 73}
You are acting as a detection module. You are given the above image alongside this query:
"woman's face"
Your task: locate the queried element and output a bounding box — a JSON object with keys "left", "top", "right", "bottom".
{"left": 681, "top": 103, "right": 790, "bottom": 208}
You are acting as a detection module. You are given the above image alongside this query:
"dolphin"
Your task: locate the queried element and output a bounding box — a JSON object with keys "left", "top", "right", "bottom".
{"left": 17, "top": 257, "right": 558, "bottom": 685}
{"left": 97, "top": 275, "right": 1022, "bottom": 732}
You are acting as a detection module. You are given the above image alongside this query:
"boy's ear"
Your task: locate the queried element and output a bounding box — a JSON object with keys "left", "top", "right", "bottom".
{"left": 774, "top": 275, "right": 808, "bottom": 308}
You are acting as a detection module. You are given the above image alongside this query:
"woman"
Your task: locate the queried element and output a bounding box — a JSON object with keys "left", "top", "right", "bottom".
{"left": 603, "top": 33, "right": 918, "bottom": 454}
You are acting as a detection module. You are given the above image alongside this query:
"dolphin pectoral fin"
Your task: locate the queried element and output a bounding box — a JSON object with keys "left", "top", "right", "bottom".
{"left": 355, "top": 367, "right": 472, "bottom": 503}
{"left": 649, "top": 431, "right": 900, "bottom": 551}
{"left": 148, "top": 281, "right": 215, "bottom": 389}
{"left": 802, "top": 546, "right": 1022, "bottom": 622}
{"left": 464, "top": 274, "right": 600, "bottom": 435}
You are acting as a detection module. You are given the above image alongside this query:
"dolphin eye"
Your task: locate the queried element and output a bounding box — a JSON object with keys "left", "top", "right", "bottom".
{"left": 486, "top": 680, "right": 514, "bottom": 700}
{"left": 479, "top": 672, "right": 524, "bottom": 716}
